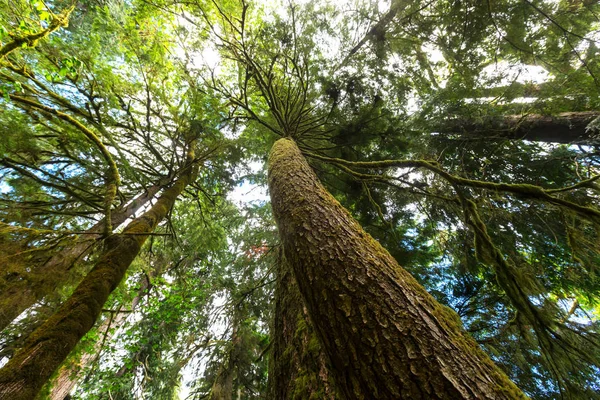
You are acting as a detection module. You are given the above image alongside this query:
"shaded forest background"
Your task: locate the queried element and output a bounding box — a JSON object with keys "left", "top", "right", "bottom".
{"left": 0, "top": 0, "right": 599, "bottom": 398}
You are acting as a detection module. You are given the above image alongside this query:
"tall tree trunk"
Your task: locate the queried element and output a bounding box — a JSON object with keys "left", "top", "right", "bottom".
{"left": 0, "top": 178, "right": 170, "bottom": 332}
{"left": 209, "top": 309, "right": 243, "bottom": 400}
{"left": 439, "top": 111, "right": 599, "bottom": 144}
{"left": 0, "top": 143, "right": 199, "bottom": 400}
{"left": 267, "top": 250, "right": 337, "bottom": 399}
{"left": 268, "top": 138, "right": 526, "bottom": 399}
{"left": 48, "top": 266, "right": 158, "bottom": 400}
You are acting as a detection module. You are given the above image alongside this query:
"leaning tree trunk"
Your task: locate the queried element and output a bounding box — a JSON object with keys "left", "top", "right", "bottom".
{"left": 0, "top": 143, "right": 199, "bottom": 400}
{"left": 0, "top": 177, "right": 170, "bottom": 332}
{"left": 267, "top": 250, "right": 337, "bottom": 400}
{"left": 439, "top": 111, "right": 599, "bottom": 145}
{"left": 48, "top": 262, "right": 161, "bottom": 400}
{"left": 268, "top": 138, "right": 526, "bottom": 399}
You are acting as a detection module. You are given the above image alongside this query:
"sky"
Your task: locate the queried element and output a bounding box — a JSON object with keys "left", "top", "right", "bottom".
{"left": 2, "top": 0, "right": 598, "bottom": 396}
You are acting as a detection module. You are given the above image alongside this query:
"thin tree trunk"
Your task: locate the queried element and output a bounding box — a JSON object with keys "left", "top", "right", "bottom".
{"left": 439, "top": 111, "right": 599, "bottom": 144}
{"left": 209, "top": 310, "right": 242, "bottom": 400}
{"left": 0, "top": 178, "right": 169, "bottom": 332}
{"left": 341, "top": 0, "right": 409, "bottom": 64}
{"left": 48, "top": 269, "right": 156, "bottom": 400}
{"left": 0, "top": 143, "right": 199, "bottom": 400}
{"left": 267, "top": 250, "right": 337, "bottom": 399}
{"left": 268, "top": 138, "right": 526, "bottom": 399}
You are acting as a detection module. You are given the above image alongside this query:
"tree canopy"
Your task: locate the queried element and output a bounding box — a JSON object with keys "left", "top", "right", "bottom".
{"left": 0, "top": 0, "right": 599, "bottom": 399}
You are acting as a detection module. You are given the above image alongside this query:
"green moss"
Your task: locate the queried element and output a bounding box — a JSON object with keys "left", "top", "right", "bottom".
{"left": 269, "top": 138, "right": 527, "bottom": 399}
{"left": 303, "top": 143, "right": 600, "bottom": 223}
{"left": 0, "top": 141, "right": 198, "bottom": 399}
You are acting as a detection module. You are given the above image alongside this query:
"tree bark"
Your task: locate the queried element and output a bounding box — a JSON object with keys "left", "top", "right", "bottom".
{"left": 209, "top": 309, "right": 243, "bottom": 400}
{"left": 267, "top": 250, "right": 337, "bottom": 399}
{"left": 48, "top": 269, "right": 157, "bottom": 400}
{"left": 0, "top": 180, "right": 168, "bottom": 332}
{"left": 0, "top": 144, "right": 198, "bottom": 400}
{"left": 268, "top": 138, "right": 526, "bottom": 399}
{"left": 342, "top": 0, "right": 410, "bottom": 64}
{"left": 439, "top": 111, "right": 599, "bottom": 144}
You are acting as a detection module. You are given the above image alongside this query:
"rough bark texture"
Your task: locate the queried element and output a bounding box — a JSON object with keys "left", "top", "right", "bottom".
{"left": 440, "top": 111, "right": 599, "bottom": 144}
{"left": 0, "top": 181, "right": 165, "bottom": 332}
{"left": 47, "top": 347, "right": 95, "bottom": 400}
{"left": 268, "top": 138, "right": 527, "bottom": 400}
{"left": 0, "top": 147, "right": 198, "bottom": 400}
{"left": 267, "top": 251, "right": 337, "bottom": 400}
{"left": 48, "top": 270, "right": 155, "bottom": 400}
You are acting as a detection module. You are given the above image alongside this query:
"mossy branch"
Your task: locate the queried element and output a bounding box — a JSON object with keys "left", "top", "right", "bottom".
{"left": 306, "top": 149, "right": 600, "bottom": 379}
{"left": 304, "top": 151, "right": 600, "bottom": 223}
{"left": 0, "top": 67, "right": 92, "bottom": 120}
{"left": 9, "top": 94, "right": 121, "bottom": 235}
{"left": 0, "top": 139, "right": 199, "bottom": 400}
{"left": 460, "top": 197, "right": 600, "bottom": 389}
{"left": 362, "top": 181, "right": 396, "bottom": 235}
{"left": 0, "top": 158, "right": 105, "bottom": 211}
{"left": 546, "top": 174, "right": 600, "bottom": 194}
{"left": 0, "top": 4, "right": 75, "bottom": 59}
{"left": 0, "top": 223, "right": 173, "bottom": 238}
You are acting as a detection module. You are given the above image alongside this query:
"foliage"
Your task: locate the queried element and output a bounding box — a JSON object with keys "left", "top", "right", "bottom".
{"left": 0, "top": 0, "right": 599, "bottom": 399}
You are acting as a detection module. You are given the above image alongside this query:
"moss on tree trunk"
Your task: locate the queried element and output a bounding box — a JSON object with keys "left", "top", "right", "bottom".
{"left": 0, "top": 181, "right": 166, "bottom": 332}
{"left": 0, "top": 146, "right": 198, "bottom": 400}
{"left": 48, "top": 264, "right": 159, "bottom": 399}
{"left": 268, "top": 138, "right": 527, "bottom": 399}
{"left": 267, "top": 250, "right": 337, "bottom": 399}
{"left": 440, "top": 111, "right": 599, "bottom": 144}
